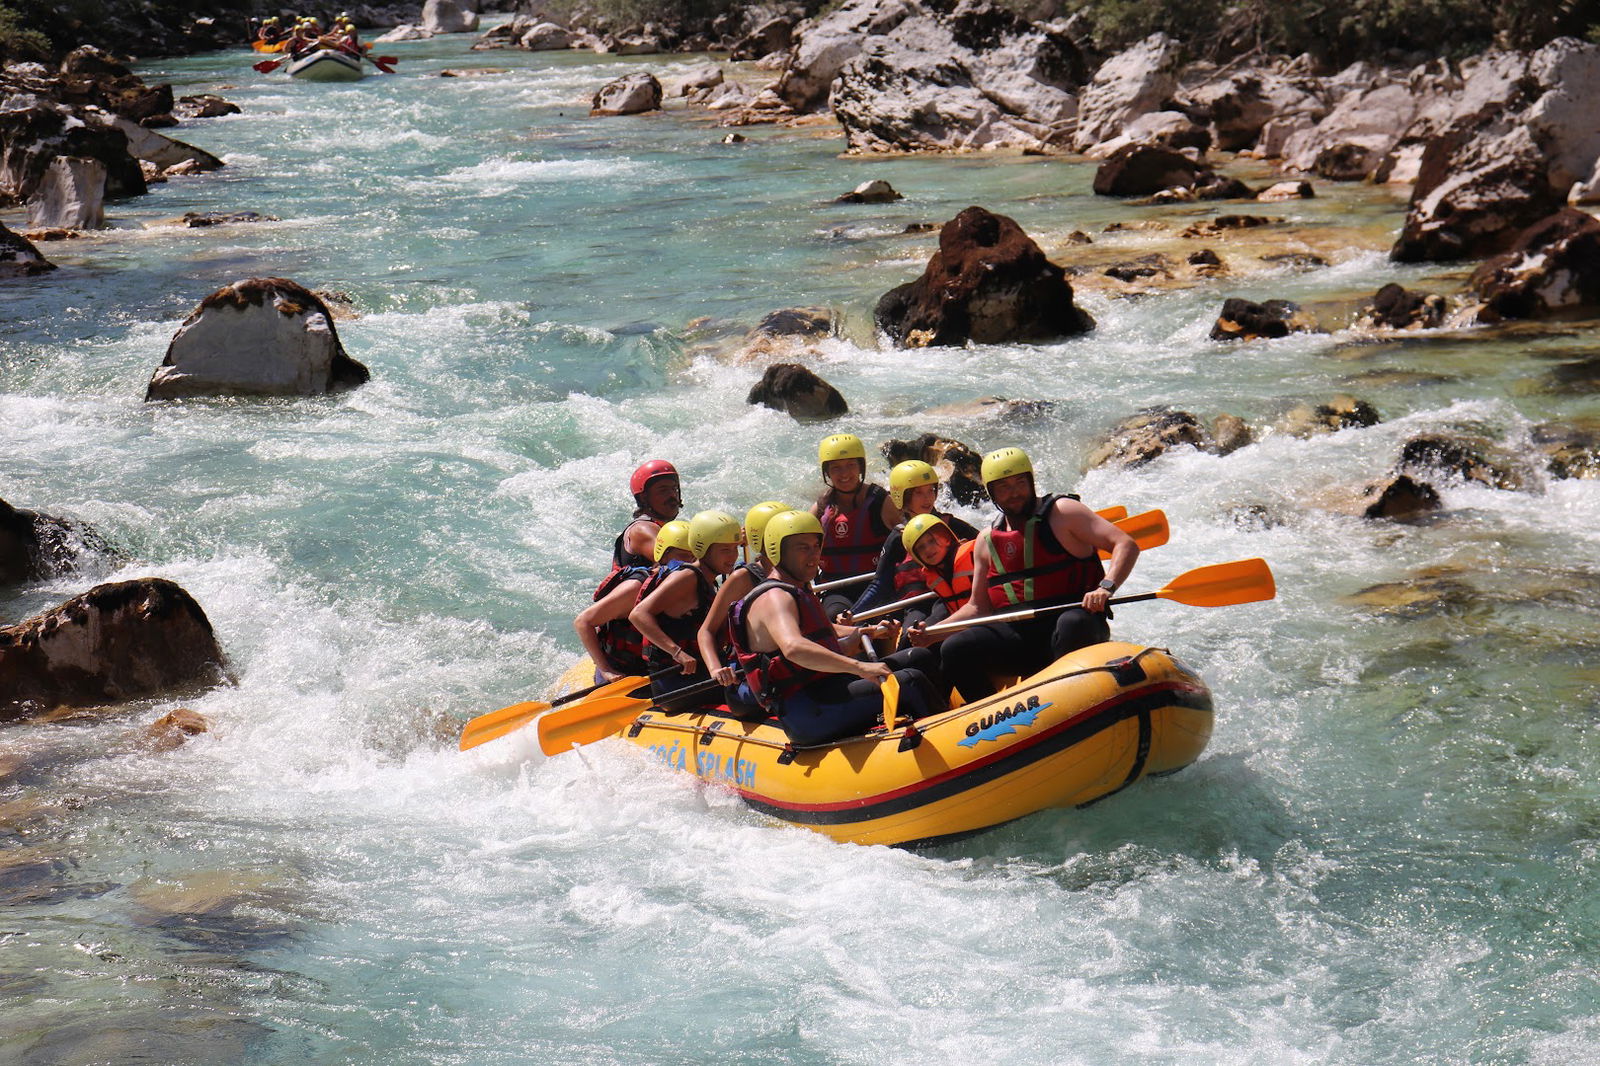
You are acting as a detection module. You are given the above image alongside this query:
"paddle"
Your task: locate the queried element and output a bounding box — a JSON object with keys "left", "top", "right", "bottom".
{"left": 921, "top": 558, "right": 1277, "bottom": 636}
{"left": 538, "top": 676, "right": 723, "bottom": 755}
{"left": 812, "top": 506, "right": 1133, "bottom": 593}
{"left": 365, "top": 53, "right": 398, "bottom": 74}
{"left": 253, "top": 58, "right": 284, "bottom": 72}
{"left": 459, "top": 667, "right": 678, "bottom": 751}
{"left": 880, "top": 671, "right": 901, "bottom": 732}
{"left": 851, "top": 509, "right": 1173, "bottom": 623}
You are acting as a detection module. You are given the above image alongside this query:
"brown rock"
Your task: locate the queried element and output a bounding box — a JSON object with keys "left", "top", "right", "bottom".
{"left": 1085, "top": 409, "right": 1209, "bottom": 470}
{"left": 1469, "top": 208, "right": 1600, "bottom": 322}
{"left": 1360, "top": 473, "right": 1441, "bottom": 520}
{"left": 1211, "top": 414, "right": 1252, "bottom": 455}
{"left": 1533, "top": 420, "right": 1600, "bottom": 479}
{"left": 1257, "top": 180, "right": 1315, "bottom": 201}
{"left": 174, "top": 94, "right": 241, "bottom": 119}
{"left": 835, "top": 179, "right": 902, "bottom": 204}
{"left": 0, "top": 221, "right": 54, "bottom": 276}
{"left": 1396, "top": 434, "right": 1525, "bottom": 490}
{"left": 874, "top": 206, "right": 1093, "bottom": 347}
{"left": 751, "top": 307, "right": 836, "bottom": 339}
{"left": 1091, "top": 143, "right": 1208, "bottom": 197}
{"left": 882, "top": 435, "right": 984, "bottom": 505}
{"left": 1352, "top": 283, "right": 1447, "bottom": 330}
{"left": 1104, "top": 253, "right": 1175, "bottom": 282}
{"left": 746, "top": 363, "right": 847, "bottom": 421}
{"left": 144, "top": 708, "right": 211, "bottom": 752}
{"left": 1278, "top": 394, "right": 1380, "bottom": 437}
{"left": 1181, "top": 214, "right": 1281, "bottom": 239}
{"left": 0, "top": 498, "right": 109, "bottom": 587}
{"left": 1210, "top": 298, "right": 1318, "bottom": 341}
{"left": 0, "top": 578, "right": 228, "bottom": 721}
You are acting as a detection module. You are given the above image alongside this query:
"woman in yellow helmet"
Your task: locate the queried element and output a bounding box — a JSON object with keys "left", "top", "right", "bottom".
{"left": 807, "top": 433, "right": 901, "bottom": 619}
{"left": 695, "top": 500, "right": 788, "bottom": 696}
{"left": 630, "top": 511, "right": 742, "bottom": 699}
{"left": 844, "top": 458, "right": 979, "bottom": 625}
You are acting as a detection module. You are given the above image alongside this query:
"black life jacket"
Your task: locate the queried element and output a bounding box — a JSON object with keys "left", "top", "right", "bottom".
{"left": 639, "top": 561, "right": 716, "bottom": 672}
{"left": 611, "top": 515, "right": 659, "bottom": 571}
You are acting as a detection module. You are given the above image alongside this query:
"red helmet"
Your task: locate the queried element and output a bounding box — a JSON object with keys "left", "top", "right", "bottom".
{"left": 629, "top": 459, "right": 678, "bottom": 497}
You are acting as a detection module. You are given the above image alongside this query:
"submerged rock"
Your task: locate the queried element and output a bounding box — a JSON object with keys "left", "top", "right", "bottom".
{"left": 0, "top": 221, "right": 54, "bottom": 276}
{"left": 143, "top": 708, "right": 211, "bottom": 752}
{"left": 751, "top": 306, "right": 836, "bottom": 338}
{"left": 746, "top": 363, "right": 848, "bottom": 421}
{"left": 174, "top": 93, "right": 240, "bottom": 119}
{"left": 1277, "top": 394, "right": 1380, "bottom": 437}
{"left": 1352, "top": 283, "right": 1447, "bottom": 331}
{"left": 1360, "top": 473, "right": 1441, "bottom": 520}
{"left": 1210, "top": 298, "right": 1318, "bottom": 341}
{"left": 1469, "top": 207, "right": 1600, "bottom": 322}
{"left": 1396, "top": 434, "right": 1527, "bottom": 490}
{"left": 1533, "top": 419, "right": 1600, "bottom": 479}
{"left": 145, "top": 277, "right": 370, "bottom": 401}
{"left": 874, "top": 205, "right": 1093, "bottom": 347}
{"left": 1257, "top": 180, "right": 1315, "bottom": 201}
{"left": 0, "top": 578, "right": 228, "bottom": 721}
{"left": 1084, "top": 409, "right": 1209, "bottom": 470}
{"left": 591, "top": 72, "right": 662, "bottom": 116}
{"left": 0, "top": 498, "right": 109, "bottom": 587}
{"left": 836, "top": 179, "right": 902, "bottom": 203}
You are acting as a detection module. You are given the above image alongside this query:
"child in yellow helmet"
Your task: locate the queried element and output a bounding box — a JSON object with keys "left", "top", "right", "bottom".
{"left": 844, "top": 458, "right": 980, "bottom": 626}
{"left": 808, "top": 433, "right": 901, "bottom": 620}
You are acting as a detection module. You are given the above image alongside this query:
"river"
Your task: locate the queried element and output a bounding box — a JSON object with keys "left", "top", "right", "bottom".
{"left": 2, "top": 27, "right": 1599, "bottom": 1065}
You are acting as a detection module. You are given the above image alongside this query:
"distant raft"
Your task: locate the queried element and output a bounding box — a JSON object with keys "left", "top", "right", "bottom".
{"left": 610, "top": 641, "right": 1214, "bottom": 848}
{"left": 287, "top": 49, "right": 364, "bottom": 82}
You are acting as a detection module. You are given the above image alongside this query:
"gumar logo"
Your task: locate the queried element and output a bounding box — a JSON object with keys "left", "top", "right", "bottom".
{"left": 958, "top": 695, "right": 1048, "bottom": 748}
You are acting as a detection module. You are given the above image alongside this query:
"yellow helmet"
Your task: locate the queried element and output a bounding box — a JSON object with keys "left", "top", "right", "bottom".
{"left": 980, "top": 447, "right": 1034, "bottom": 489}
{"left": 817, "top": 433, "right": 866, "bottom": 477}
{"left": 743, "top": 500, "right": 789, "bottom": 559}
{"left": 763, "top": 509, "right": 822, "bottom": 567}
{"left": 889, "top": 459, "right": 938, "bottom": 509}
{"left": 901, "top": 513, "right": 952, "bottom": 558}
{"left": 687, "top": 510, "right": 741, "bottom": 559}
{"left": 653, "top": 520, "right": 693, "bottom": 563}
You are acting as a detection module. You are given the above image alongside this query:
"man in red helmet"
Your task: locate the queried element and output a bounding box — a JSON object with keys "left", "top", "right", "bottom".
{"left": 613, "top": 460, "right": 683, "bottom": 570}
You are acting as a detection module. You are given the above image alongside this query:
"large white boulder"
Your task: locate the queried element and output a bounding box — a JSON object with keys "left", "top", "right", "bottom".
{"left": 521, "top": 23, "right": 573, "bottom": 50}
{"left": 90, "top": 110, "right": 222, "bottom": 173}
{"left": 422, "top": 0, "right": 480, "bottom": 35}
{"left": 26, "top": 155, "right": 105, "bottom": 230}
{"left": 145, "top": 277, "right": 371, "bottom": 400}
{"left": 1072, "top": 33, "right": 1183, "bottom": 153}
{"left": 590, "top": 73, "right": 662, "bottom": 116}
{"left": 777, "top": 0, "right": 923, "bottom": 111}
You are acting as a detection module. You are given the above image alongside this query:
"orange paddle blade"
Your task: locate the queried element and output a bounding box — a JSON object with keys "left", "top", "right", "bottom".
{"left": 1101, "top": 509, "right": 1169, "bottom": 558}
{"left": 1156, "top": 558, "right": 1275, "bottom": 607}
{"left": 538, "top": 688, "right": 653, "bottom": 755}
{"left": 1095, "top": 505, "right": 1128, "bottom": 522}
{"left": 458, "top": 700, "right": 549, "bottom": 751}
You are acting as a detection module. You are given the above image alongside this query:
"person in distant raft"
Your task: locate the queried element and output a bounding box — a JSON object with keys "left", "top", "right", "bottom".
{"left": 807, "top": 434, "right": 900, "bottom": 620}
{"left": 613, "top": 459, "right": 682, "bottom": 570}
{"left": 918, "top": 448, "right": 1139, "bottom": 703}
{"left": 846, "top": 459, "right": 978, "bottom": 623}
{"left": 576, "top": 519, "right": 693, "bottom": 684}
{"left": 731, "top": 511, "right": 944, "bottom": 747}
{"left": 630, "top": 510, "right": 742, "bottom": 700}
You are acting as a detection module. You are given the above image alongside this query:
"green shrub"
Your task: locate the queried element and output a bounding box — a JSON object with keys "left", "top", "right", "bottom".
{"left": 0, "top": 2, "right": 52, "bottom": 62}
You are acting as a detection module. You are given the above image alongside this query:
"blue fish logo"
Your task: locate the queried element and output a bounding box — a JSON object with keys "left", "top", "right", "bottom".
{"left": 958, "top": 700, "right": 1050, "bottom": 748}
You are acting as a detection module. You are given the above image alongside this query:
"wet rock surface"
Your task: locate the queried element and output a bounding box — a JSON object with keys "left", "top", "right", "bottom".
{"left": 145, "top": 277, "right": 370, "bottom": 401}
{"left": 1084, "top": 409, "right": 1210, "bottom": 469}
{"left": 0, "top": 578, "right": 229, "bottom": 721}
{"left": 1360, "top": 473, "right": 1442, "bottom": 520}
{"left": 1277, "top": 394, "right": 1381, "bottom": 437}
{"left": 1353, "top": 283, "right": 1448, "bottom": 331}
{"left": 0, "top": 221, "right": 54, "bottom": 276}
{"left": 0, "top": 498, "right": 110, "bottom": 587}
{"left": 1469, "top": 207, "right": 1600, "bottom": 322}
{"left": 746, "top": 362, "right": 848, "bottom": 420}
{"left": 882, "top": 433, "right": 984, "bottom": 504}
{"left": 874, "top": 205, "right": 1093, "bottom": 347}
{"left": 1210, "top": 297, "right": 1318, "bottom": 341}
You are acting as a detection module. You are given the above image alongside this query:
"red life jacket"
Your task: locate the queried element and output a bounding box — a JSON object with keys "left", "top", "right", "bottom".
{"left": 638, "top": 561, "right": 716, "bottom": 672}
{"left": 591, "top": 565, "right": 649, "bottom": 674}
{"left": 913, "top": 539, "right": 976, "bottom": 612}
{"left": 729, "top": 579, "right": 842, "bottom": 708}
{"left": 820, "top": 484, "right": 890, "bottom": 578}
{"left": 981, "top": 494, "right": 1105, "bottom": 610}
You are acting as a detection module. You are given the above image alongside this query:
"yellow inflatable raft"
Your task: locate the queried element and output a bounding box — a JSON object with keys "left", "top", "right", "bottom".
{"left": 614, "top": 641, "right": 1213, "bottom": 847}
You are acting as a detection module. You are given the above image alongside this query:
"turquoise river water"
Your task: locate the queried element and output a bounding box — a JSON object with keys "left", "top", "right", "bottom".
{"left": 3, "top": 27, "right": 1600, "bottom": 1065}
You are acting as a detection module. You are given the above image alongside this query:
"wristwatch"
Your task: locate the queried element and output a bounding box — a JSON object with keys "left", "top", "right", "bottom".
{"left": 1098, "top": 579, "right": 1117, "bottom": 592}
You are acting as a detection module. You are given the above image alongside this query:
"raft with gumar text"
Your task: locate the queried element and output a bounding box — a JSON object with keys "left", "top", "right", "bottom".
{"left": 603, "top": 641, "right": 1213, "bottom": 848}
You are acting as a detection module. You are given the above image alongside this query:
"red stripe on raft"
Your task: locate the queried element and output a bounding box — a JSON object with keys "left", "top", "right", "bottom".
{"left": 737, "top": 680, "right": 1205, "bottom": 815}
